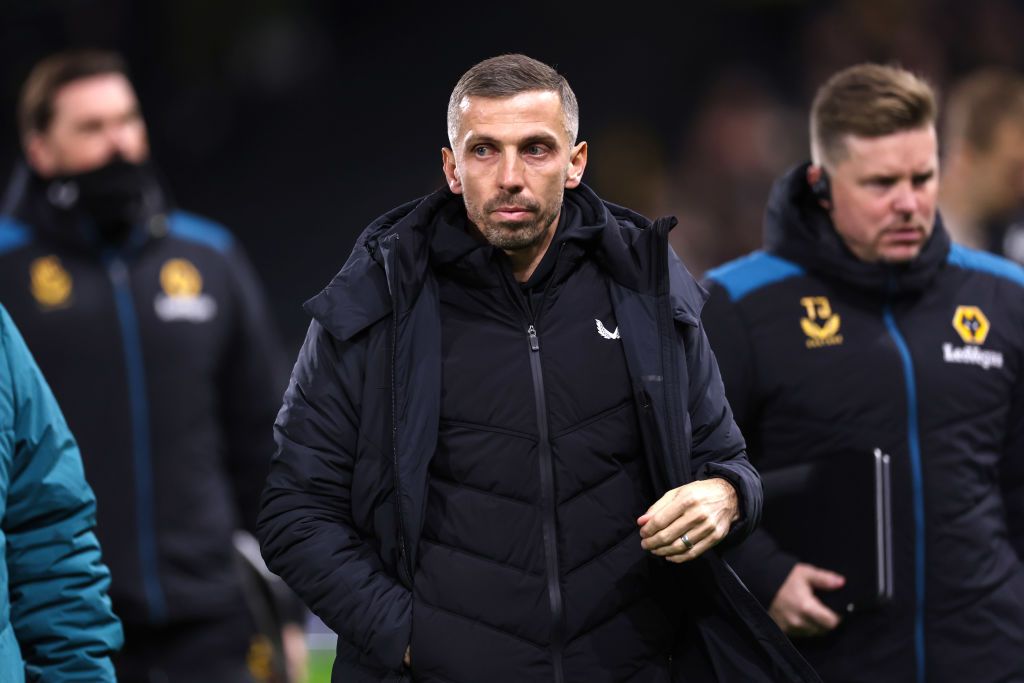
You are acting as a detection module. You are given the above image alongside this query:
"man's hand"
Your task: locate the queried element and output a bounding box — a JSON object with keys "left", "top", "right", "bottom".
{"left": 282, "top": 623, "right": 309, "bottom": 683}
{"left": 637, "top": 478, "right": 739, "bottom": 563}
{"left": 769, "top": 563, "right": 845, "bottom": 637}
{"left": 403, "top": 646, "right": 411, "bottom": 668}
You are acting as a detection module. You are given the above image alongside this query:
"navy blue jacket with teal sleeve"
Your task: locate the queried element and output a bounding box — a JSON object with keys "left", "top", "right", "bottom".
{"left": 0, "top": 169, "right": 290, "bottom": 633}
{"left": 702, "top": 164, "right": 1024, "bottom": 683}
{"left": 0, "top": 303, "right": 122, "bottom": 681}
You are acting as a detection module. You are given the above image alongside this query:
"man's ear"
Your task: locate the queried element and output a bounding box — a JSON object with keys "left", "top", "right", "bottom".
{"left": 441, "top": 147, "right": 462, "bottom": 194}
{"left": 564, "top": 140, "right": 588, "bottom": 189}
{"left": 806, "top": 163, "right": 832, "bottom": 210}
{"left": 24, "top": 132, "right": 56, "bottom": 177}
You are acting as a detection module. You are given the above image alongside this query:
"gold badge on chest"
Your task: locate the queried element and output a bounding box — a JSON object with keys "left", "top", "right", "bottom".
{"left": 30, "top": 255, "right": 73, "bottom": 309}
{"left": 155, "top": 258, "right": 217, "bottom": 323}
{"left": 951, "top": 305, "right": 989, "bottom": 345}
{"left": 160, "top": 258, "right": 204, "bottom": 298}
{"left": 800, "top": 296, "right": 843, "bottom": 348}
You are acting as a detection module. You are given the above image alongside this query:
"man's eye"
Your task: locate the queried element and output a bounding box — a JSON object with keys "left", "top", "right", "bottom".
{"left": 526, "top": 145, "right": 546, "bottom": 155}
{"left": 473, "top": 145, "right": 491, "bottom": 157}
{"left": 78, "top": 121, "right": 104, "bottom": 134}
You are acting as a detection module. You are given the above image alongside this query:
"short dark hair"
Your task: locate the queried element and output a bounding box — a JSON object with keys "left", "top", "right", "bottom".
{"left": 18, "top": 49, "right": 130, "bottom": 139}
{"left": 810, "top": 63, "right": 937, "bottom": 167}
{"left": 944, "top": 68, "right": 1024, "bottom": 153}
{"left": 447, "top": 53, "right": 579, "bottom": 146}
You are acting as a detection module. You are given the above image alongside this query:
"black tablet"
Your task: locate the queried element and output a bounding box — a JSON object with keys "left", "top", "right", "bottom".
{"left": 760, "top": 448, "right": 893, "bottom": 614}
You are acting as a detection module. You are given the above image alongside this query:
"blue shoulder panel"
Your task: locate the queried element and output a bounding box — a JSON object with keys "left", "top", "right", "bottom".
{"left": 167, "top": 210, "right": 234, "bottom": 253}
{"left": 704, "top": 250, "right": 805, "bottom": 301}
{"left": 947, "top": 243, "right": 1024, "bottom": 289}
{"left": 0, "top": 216, "right": 31, "bottom": 256}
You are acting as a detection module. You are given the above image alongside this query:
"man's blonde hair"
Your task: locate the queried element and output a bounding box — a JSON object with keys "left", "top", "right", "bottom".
{"left": 810, "top": 63, "right": 936, "bottom": 167}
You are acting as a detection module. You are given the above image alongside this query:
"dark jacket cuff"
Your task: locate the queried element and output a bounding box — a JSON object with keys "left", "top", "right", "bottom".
{"left": 698, "top": 460, "right": 761, "bottom": 547}
{"left": 365, "top": 591, "right": 413, "bottom": 672}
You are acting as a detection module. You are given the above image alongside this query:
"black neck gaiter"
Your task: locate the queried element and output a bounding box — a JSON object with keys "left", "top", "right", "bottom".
{"left": 44, "top": 157, "right": 162, "bottom": 245}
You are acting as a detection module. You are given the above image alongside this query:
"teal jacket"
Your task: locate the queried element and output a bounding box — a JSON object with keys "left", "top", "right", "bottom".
{"left": 0, "top": 304, "right": 122, "bottom": 681}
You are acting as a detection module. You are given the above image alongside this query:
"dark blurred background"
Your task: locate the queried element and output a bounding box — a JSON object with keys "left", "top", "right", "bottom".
{"left": 2, "top": 0, "right": 1023, "bottom": 352}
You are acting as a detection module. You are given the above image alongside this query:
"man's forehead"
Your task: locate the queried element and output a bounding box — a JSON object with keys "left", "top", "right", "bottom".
{"left": 840, "top": 126, "right": 938, "bottom": 171}
{"left": 52, "top": 73, "right": 138, "bottom": 120}
{"left": 457, "top": 91, "right": 565, "bottom": 132}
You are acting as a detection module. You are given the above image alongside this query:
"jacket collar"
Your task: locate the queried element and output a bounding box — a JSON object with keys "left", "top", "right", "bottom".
{"left": 764, "top": 162, "right": 951, "bottom": 295}
{"left": 2, "top": 160, "right": 171, "bottom": 256}
{"left": 305, "top": 183, "right": 705, "bottom": 340}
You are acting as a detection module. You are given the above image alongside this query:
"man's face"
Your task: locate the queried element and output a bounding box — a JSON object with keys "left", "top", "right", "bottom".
{"left": 442, "top": 90, "right": 587, "bottom": 251}
{"left": 823, "top": 126, "right": 939, "bottom": 263}
{"left": 26, "top": 73, "right": 149, "bottom": 177}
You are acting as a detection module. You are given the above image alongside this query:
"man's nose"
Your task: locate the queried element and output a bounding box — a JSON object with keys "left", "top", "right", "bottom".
{"left": 892, "top": 183, "right": 919, "bottom": 215}
{"left": 105, "top": 123, "right": 133, "bottom": 159}
{"left": 499, "top": 153, "right": 525, "bottom": 190}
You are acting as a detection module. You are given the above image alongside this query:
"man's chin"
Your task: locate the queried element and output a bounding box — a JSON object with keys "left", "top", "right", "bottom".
{"left": 482, "top": 225, "right": 546, "bottom": 251}
{"left": 879, "top": 244, "right": 924, "bottom": 263}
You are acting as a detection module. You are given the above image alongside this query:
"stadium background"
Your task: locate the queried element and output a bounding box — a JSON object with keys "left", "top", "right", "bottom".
{"left": 2, "top": 1, "right": 1023, "bottom": 680}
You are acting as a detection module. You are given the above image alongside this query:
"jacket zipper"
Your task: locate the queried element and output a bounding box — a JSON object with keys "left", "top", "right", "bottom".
{"left": 105, "top": 254, "right": 167, "bottom": 622}
{"left": 881, "top": 295, "right": 926, "bottom": 683}
{"left": 526, "top": 324, "right": 565, "bottom": 683}
{"left": 498, "top": 243, "right": 566, "bottom": 683}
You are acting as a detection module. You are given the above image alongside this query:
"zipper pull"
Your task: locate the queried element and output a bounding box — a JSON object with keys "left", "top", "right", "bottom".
{"left": 527, "top": 324, "right": 540, "bottom": 352}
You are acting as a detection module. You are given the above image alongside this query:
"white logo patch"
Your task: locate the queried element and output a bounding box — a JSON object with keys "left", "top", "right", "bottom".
{"left": 154, "top": 293, "right": 218, "bottom": 323}
{"left": 942, "top": 343, "right": 1003, "bottom": 371}
{"left": 596, "top": 319, "right": 620, "bottom": 340}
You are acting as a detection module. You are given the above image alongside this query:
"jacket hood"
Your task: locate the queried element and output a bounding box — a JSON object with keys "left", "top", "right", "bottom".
{"left": 764, "top": 162, "right": 950, "bottom": 294}
{"left": 305, "top": 183, "right": 705, "bottom": 341}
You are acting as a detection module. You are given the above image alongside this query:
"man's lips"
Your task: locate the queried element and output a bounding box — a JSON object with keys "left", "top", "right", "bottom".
{"left": 491, "top": 207, "right": 534, "bottom": 220}
{"left": 882, "top": 226, "right": 925, "bottom": 243}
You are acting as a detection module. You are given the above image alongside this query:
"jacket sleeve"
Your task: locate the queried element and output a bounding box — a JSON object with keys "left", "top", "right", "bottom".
{"left": 257, "top": 320, "right": 411, "bottom": 672}
{"left": 701, "top": 282, "right": 798, "bottom": 607}
{"left": 0, "top": 306, "right": 122, "bottom": 681}
{"left": 682, "top": 313, "right": 761, "bottom": 548}
{"left": 667, "top": 249, "right": 760, "bottom": 548}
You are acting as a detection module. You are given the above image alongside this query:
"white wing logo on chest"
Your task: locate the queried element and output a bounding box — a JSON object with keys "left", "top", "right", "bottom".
{"left": 596, "top": 319, "right": 620, "bottom": 340}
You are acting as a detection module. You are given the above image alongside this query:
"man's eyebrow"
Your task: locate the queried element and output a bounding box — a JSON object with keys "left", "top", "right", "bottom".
{"left": 861, "top": 167, "right": 935, "bottom": 184}
{"left": 861, "top": 173, "right": 899, "bottom": 184}
{"left": 73, "top": 116, "right": 105, "bottom": 131}
{"left": 462, "top": 133, "right": 497, "bottom": 147}
{"left": 463, "top": 132, "right": 561, "bottom": 148}
{"left": 522, "top": 133, "right": 560, "bottom": 147}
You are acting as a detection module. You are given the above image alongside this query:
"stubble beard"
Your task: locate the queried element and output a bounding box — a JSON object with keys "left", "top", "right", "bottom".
{"left": 466, "top": 190, "right": 563, "bottom": 251}
{"left": 876, "top": 218, "right": 932, "bottom": 263}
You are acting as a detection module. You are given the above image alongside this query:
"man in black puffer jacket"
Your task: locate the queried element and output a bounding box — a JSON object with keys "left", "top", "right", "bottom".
{"left": 257, "top": 54, "right": 819, "bottom": 682}
{"left": 703, "top": 64, "right": 1024, "bottom": 683}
